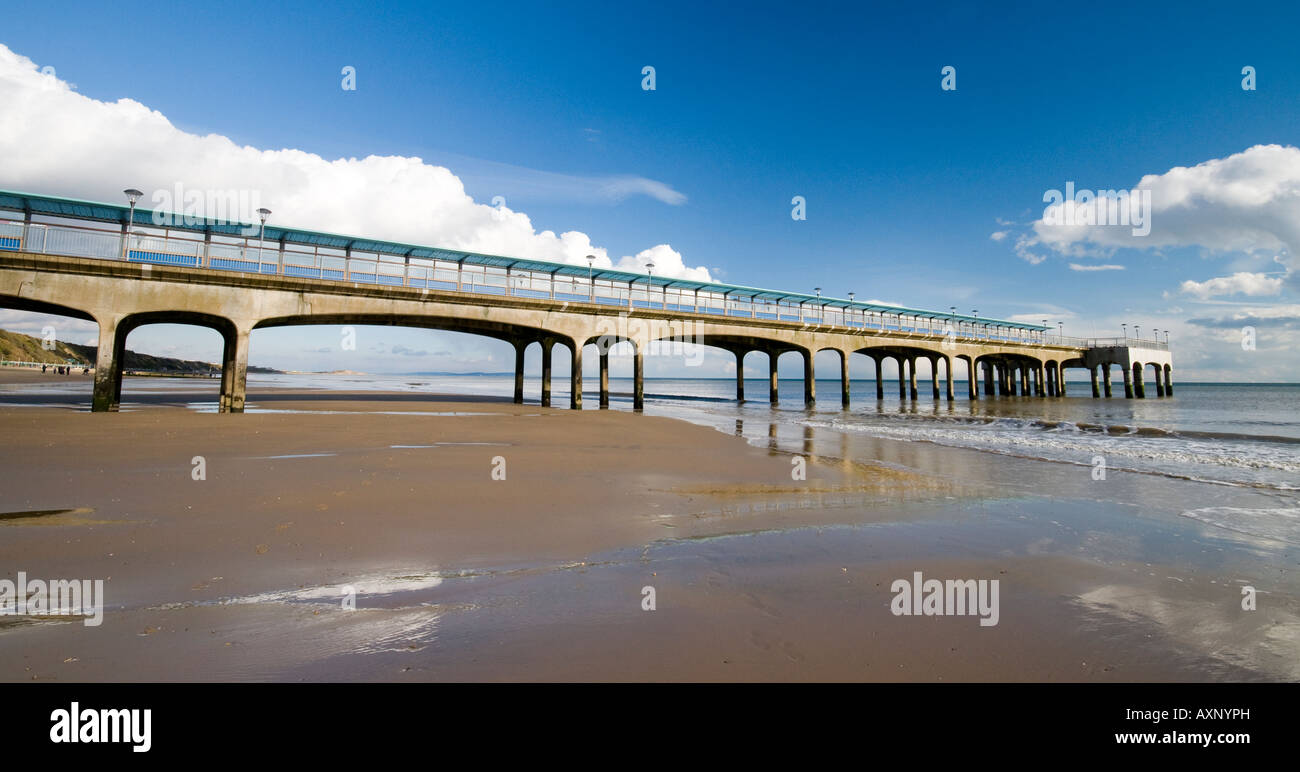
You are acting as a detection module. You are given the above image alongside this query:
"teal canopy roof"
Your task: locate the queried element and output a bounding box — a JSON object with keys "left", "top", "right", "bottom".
{"left": 0, "top": 189, "right": 1047, "bottom": 330}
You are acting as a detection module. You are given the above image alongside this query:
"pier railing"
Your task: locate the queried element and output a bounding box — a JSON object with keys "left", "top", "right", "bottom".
{"left": 0, "top": 216, "right": 1164, "bottom": 351}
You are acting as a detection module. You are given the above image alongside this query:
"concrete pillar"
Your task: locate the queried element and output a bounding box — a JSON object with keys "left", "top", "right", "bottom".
{"left": 541, "top": 338, "right": 553, "bottom": 407}
{"left": 898, "top": 356, "right": 907, "bottom": 400}
{"left": 1090, "top": 366, "right": 1100, "bottom": 398}
{"left": 1165, "top": 366, "right": 1173, "bottom": 396}
{"left": 1154, "top": 366, "right": 1165, "bottom": 397}
{"left": 967, "top": 358, "right": 978, "bottom": 400}
{"left": 111, "top": 326, "right": 128, "bottom": 407}
{"left": 945, "top": 357, "right": 955, "bottom": 402}
{"left": 983, "top": 361, "right": 995, "bottom": 396}
{"left": 570, "top": 344, "right": 583, "bottom": 409}
{"left": 803, "top": 350, "right": 815, "bottom": 405}
{"left": 1132, "top": 364, "right": 1144, "bottom": 399}
{"left": 908, "top": 357, "right": 918, "bottom": 400}
{"left": 219, "top": 329, "right": 251, "bottom": 413}
{"left": 1122, "top": 366, "right": 1133, "bottom": 399}
{"left": 599, "top": 349, "right": 610, "bottom": 408}
{"left": 1103, "top": 364, "right": 1113, "bottom": 398}
{"left": 1046, "top": 366, "right": 1055, "bottom": 397}
{"left": 91, "top": 318, "right": 120, "bottom": 412}
{"left": 735, "top": 350, "right": 745, "bottom": 402}
{"left": 1058, "top": 366, "right": 1067, "bottom": 396}
{"left": 840, "top": 351, "right": 850, "bottom": 408}
{"left": 513, "top": 341, "right": 526, "bottom": 404}
{"left": 1035, "top": 366, "right": 1045, "bottom": 397}
{"left": 633, "top": 347, "right": 645, "bottom": 410}
{"left": 930, "top": 357, "right": 940, "bottom": 399}
{"left": 874, "top": 356, "right": 884, "bottom": 399}
{"left": 769, "top": 351, "right": 779, "bottom": 404}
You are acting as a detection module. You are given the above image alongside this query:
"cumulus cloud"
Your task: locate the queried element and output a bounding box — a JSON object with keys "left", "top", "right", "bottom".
{"left": 1179, "top": 272, "right": 1284, "bottom": 300}
{"left": 0, "top": 44, "right": 710, "bottom": 280}
{"left": 1069, "top": 263, "right": 1125, "bottom": 272}
{"left": 1010, "top": 144, "right": 1300, "bottom": 289}
{"left": 989, "top": 230, "right": 1008, "bottom": 242}
{"left": 1186, "top": 304, "right": 1300, "bottom": 329}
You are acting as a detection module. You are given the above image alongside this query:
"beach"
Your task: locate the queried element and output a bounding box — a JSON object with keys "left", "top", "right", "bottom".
{"left": 0, "top": 369, "right": 1296, "bottom": 681}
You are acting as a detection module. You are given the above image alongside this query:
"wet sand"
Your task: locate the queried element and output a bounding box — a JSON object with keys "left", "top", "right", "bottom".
{"left": 0, "top": 370, "right": 1295, "bottom": 681}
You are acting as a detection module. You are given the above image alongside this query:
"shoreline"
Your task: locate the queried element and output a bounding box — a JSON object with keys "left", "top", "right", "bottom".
{"left": 0, "top": 375, "right": 1296, "bottom": 681}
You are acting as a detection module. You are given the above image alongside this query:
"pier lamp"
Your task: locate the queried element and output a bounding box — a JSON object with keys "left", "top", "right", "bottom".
{"left": 1057, "top": 321, "right": 1063, "bottom": 338}
{"left": 256, "top": 208, "right": 271, "bottom": 265}
{"left": 645, "top": 260, "right": 655, "bottom": 308}
{"left": 122, "top": 188, "right": 143, "bottom": 258}
{"left": 1122, "top": 323, "right": 1127, "bottom": 339}
{"left": 1135, "top": 324, "right": 1141, "bottom": 340}
{"left": 586, "top": 254, "right": 595, "bottom": 301}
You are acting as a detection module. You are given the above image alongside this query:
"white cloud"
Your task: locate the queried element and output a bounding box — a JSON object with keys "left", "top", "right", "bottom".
{"left": 989, "top": 230, "right": 1008, "bottom": 242}
{"left": 0, "top": 44, "right": 709, "bottom": 280}
{"left": 1179, "top": 272, "right": 1284, "bottom": 300}
{"left": 1069, "top": 263, "right": 1125, "bottom": 272}
{"left": 614, "top": 244, "right": 712, "bottom": 282}
{"left": 1018, "top": 144, "right": 1300, "bottom": 288}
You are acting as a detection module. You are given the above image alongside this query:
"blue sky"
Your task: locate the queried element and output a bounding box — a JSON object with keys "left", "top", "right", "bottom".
{"left": 2, "top": 1, "right": 1299, "bottom": 380}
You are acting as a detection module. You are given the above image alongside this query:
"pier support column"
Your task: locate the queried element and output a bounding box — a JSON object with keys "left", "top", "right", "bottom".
{"left": 91, "top": 317, "right": 121, "bottom": 412}
{"left": 1090, "top": 366, "right": 1100, "bottom": 398}
{"left": 1165, "top": 366, "right": 1173, "bottom": 396}
{"left": 840, "top": 351, "right": 850, "bottom": 408}
{"left": 967, "top": 358, "right": 978, "bottom": 400}
{"left": 599, "top": 348, "right": 610, "bottom": 408}
{"left": 803, "top": 350, "right": 815, "bottom": 406}
{"left": 633, "top": 347, "right": 645, "bottom": 411}
{"left": 1103, "top": 364, "right": 1113, "bottom": 398}
{"left": 735, "top": 350, "right": 746, "bottom": 402}
{"left": 945, "top": 357, "right": 955, "bottom": 402}
{"left": 540, "top": 338, "right": 553, "bottom": 407}
{"left": 874, "top": 356, "right": 884, "bottom": 399}
{"left": 1058, "top": 367, "right": 1067, "bottom": 396}
{"left": 908, "top": 357, "right": 918, "bottom": 400}
{"left": 1035, "top": 366, "right": 1045, "bottom": 397}
{"left": 1133, "top": 364, "right": 1144, "bottom": 399}
{"left": 1020, "top": 366, "right": 1030, "bottom": 396}
{"left": 1046, "top": 366, "right": 1056, "bottom": 397}
{"left": 1154, "top": 366, "right": 1165, "bottom": 397}
{"left": 983, "top": 361, "right": 995, "bottom": 396}
{"left": 111, "top": 325, "right": 128, "bottom": 408}
{"left": 1122, "top": 367, "right": 1133, "bottom": 399}
{"left": 219, "top": 328, "right": 251, "bottom": 414}
{"left": 513, "top": 340, "right": 526, "bottom": 404}
{"left": 929, "top": 357, "right": 940, "bottom": 399}
{"left": 898, "top": 357, "right": 907, "bottom": 400}
{"left": 570, "top": 343, "right": 583, "bottom": 410}
{"left": 769, "top": 351, "right": 779, "bottom": 404}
